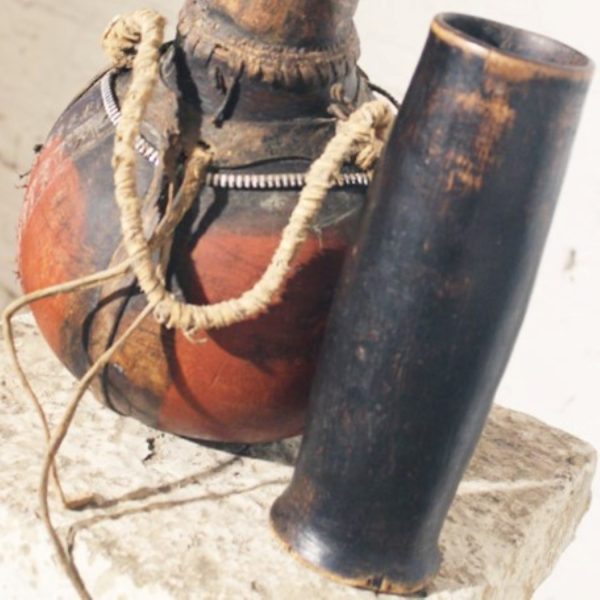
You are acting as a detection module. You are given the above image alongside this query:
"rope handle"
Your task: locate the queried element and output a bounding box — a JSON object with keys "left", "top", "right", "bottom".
{"left": 104, "top": 10, "right": 394, "bottom": 340}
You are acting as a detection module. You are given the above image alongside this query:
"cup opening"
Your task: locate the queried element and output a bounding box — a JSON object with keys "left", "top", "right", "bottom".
{"left": 439, "top": 14, "right": 591, "bottom": 71}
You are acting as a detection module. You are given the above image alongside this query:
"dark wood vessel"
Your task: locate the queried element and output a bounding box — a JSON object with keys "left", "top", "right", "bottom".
{"left": 18, "top": 0, "right": 373, "bottom": 443}
{"left": 271, "top": 13, "right": 594, "bottom": 594}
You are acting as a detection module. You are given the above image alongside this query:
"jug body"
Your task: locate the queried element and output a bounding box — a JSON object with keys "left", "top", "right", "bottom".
{"left": 18, "top": 0, "right": 372, "bottom": 443}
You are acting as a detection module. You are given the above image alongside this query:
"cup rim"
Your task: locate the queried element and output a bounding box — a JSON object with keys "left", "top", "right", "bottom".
{"left": 433, "top": 13, "right": 594, "bottom": 79}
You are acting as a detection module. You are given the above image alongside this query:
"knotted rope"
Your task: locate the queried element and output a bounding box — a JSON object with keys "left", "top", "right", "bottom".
{"left": 3, "top": 9, "right": 394, "bottom": 600}
{"left": 107, "top": 11, "right": 392, "bottom": 337}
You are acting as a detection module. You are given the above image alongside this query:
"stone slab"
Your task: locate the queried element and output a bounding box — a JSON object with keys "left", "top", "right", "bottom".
{"left": 0, "top": 315, "right": 595, "bottom": 599}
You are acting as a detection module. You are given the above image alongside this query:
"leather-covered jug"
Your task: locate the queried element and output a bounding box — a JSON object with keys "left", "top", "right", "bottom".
{"left": 18, "top": 0, "right": 376, "bottom": 443}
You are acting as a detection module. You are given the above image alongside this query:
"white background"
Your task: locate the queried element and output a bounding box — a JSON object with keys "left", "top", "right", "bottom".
{"left": 0, "top": 1, "right": 597, "bottom": 598}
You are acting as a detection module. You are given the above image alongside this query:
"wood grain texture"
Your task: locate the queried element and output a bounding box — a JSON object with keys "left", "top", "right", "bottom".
{"left": 271, "top": 14, "right": 593, "bottom": 593}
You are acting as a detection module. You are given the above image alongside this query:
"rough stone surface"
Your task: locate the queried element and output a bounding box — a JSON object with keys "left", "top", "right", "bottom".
{"left": 0, "top": 315, "right": 595, "bottom": 600}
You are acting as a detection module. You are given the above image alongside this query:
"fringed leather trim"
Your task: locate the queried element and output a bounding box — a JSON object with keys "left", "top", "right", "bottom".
{"left": 178, "top": 9, "right": 360, "bottom": 88}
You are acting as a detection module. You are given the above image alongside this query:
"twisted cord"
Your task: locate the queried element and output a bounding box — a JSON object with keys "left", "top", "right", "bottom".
{"left": 107, "top": 10, "right": 393, "bottom": 338}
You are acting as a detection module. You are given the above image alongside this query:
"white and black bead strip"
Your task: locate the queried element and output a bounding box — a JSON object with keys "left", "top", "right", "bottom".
{"left": 206, "top": 172, "right": 371, "bottom": 189}
{"left": 100, "top": 71, "right": 161, "bottom": 166}
{"left": 100, "top": 71, "right": 371, "bottom": 189}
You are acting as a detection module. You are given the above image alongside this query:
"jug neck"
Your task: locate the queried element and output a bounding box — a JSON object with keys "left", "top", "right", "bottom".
{"left": 176, "top": 0, "right": 361, "bottom": 103}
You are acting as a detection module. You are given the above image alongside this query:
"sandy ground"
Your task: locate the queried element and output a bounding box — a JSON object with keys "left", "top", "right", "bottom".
{"left": 0, "top": 1, "right": 598, "bottom": 598}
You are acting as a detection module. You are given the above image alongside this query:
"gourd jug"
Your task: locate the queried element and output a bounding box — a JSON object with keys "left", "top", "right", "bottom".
{"left": 18, "top": 0, "right": 375, "bottom": 443}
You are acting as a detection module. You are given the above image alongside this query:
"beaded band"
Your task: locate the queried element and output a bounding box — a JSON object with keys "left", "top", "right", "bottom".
{"left": 100, "top": 71, "right": 371, "bottom": 190}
